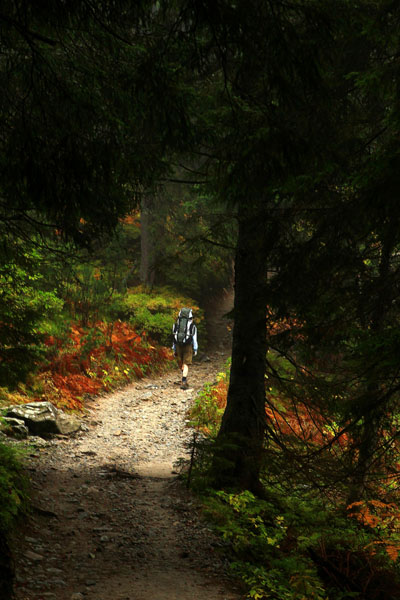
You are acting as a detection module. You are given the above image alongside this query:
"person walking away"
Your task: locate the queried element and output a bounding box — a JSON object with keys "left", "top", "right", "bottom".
{"left": 172, "top": 307, "right": 198, "bottom": 389}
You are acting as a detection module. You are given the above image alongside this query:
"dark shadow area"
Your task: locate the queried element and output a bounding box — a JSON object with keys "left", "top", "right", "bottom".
{"left": 0, "top": 532, "right": 14, "bottom": 600}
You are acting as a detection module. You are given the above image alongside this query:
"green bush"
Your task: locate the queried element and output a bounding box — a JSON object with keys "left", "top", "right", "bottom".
{"left": 122, "top": 286, "right": 206, "bottom": 347}
{"left": 200, "top": 483, "right": 400, "bottom": 600}
{"left": 203, "top": 489, "right": 343, "bottom": 599}
{"left": 0, "top": 261, "right": 63, "bottom": 387}
{"left": 189, "top": 362, "right": 230, "bottom": 436}
{"left": 0, "top": 441, "right": 29, "bottom": 533}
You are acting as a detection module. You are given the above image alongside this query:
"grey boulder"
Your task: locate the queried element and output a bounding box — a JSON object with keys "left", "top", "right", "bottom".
{"left": 0, "top": 417, "right": 29, "bottom": 439}
{"left": 5, "top": 402, "right": 81, "bottom": 437}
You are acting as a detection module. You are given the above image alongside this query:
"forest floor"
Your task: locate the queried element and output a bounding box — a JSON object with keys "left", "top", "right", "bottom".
{"left": 11, "top": 291, "right": 243, "bottom": 600}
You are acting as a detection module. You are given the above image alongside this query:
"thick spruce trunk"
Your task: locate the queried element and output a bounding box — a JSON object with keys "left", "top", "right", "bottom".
{"left": 214, "top": 205, "right": 269, "bottom": 494}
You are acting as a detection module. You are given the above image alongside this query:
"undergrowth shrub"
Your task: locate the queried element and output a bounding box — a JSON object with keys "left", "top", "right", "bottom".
{"left": 0, "top": 320, "right": 173, "bottom": 412}
{"left": 0, "top": 441, "right": 29, "bottom": 599}
{"left": 0, "top": 286, "right": 204, "bottom": 412}
{"left": 189, "top": 359, "right": 230, "bottom": 436}
{"left": 0, "top": 442, "right": 29, "bottom": 532}
{"left": 0, "top": 249, "right": 64, "bottom": 389}
{"left": 188, "top": 365, "right": 400, "bottom": 600}
{"left": 122, "top": 286, "right": 206, "bottom": 346}
{"left": 40, "top": 321, "right": 173, "bottom": 410}
{"left": 200, "top": 486, "right": 400, "bottom": 600}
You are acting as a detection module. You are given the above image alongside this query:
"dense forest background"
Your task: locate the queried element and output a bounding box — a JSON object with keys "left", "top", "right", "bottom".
{"left": 2, "top": 1, "right": 400, "bottom": 598}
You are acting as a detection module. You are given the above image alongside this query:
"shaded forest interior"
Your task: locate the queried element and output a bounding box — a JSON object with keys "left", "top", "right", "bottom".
{"left": 2, "top": 1, "right": 400, "bottom": 599}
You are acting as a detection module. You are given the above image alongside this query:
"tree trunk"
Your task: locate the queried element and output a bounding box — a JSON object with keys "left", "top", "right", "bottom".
{"left": 214, "top": 204, "right": 269, "bottom": 494}
{"left": 140, "top": 194, "right": 155, "bottom": 287}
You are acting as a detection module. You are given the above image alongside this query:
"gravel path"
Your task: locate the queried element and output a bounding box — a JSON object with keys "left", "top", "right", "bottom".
{"left": 12, "top": 296, "right": 242, "bottom": 600}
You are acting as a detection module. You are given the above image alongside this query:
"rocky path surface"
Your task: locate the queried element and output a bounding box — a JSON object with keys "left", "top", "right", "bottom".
{"left": 12, "top": 293, "right": 241, "bottom": 600}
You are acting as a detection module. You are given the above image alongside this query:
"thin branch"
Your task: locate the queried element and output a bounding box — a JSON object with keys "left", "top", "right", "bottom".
{"left": 0, "top": 13, "right": 57, "bottom": 45}
{"left": 160, "top": 178, "right": 206, "bottom": 185}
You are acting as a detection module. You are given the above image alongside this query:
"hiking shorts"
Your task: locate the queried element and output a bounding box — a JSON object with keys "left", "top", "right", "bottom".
{"left": 176, "top": 343, "right": 193, "bottom": 366}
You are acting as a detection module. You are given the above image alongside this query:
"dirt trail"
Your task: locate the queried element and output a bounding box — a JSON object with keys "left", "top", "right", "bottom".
{"left": 12, "top": 293, "right": 241, "bottom": 600}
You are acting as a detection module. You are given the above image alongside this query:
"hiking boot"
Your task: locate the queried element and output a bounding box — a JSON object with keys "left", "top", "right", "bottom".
{"left": 180, "top": 381, "right": 189, "bottom": 390}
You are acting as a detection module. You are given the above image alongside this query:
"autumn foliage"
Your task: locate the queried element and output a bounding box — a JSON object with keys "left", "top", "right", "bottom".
{"left": 37, "top": 321, "right": 172, "bottom": 411}
{"left": 347, "top": 500, "right": 400, "bottom": 562}
{"left": 189, "top": 327, "right": 400, "bottom": 600}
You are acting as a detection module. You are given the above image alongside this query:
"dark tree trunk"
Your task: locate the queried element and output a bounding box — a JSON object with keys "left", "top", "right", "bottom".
{"left": 140, "top": 194, "right": 155, "bottom": 287}
{"left": 214, "top": 204, "right": 270, "bottom": 494}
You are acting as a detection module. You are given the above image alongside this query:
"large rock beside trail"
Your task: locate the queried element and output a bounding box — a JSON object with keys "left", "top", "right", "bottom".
{"left": 5, "top": 402, "right": 81, "bottom": 437}
{"left": 0, "top": 418, "right": 29, "bottom": 439}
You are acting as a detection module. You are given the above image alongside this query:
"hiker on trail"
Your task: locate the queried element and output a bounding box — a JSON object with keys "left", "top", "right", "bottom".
{"left": 172, "top": 307, "right": 198, "bottom": 389}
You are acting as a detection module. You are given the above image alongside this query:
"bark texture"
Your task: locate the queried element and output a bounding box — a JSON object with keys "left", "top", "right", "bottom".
{"left": 215, "top": 204, "right": 269, "bottom": 493}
